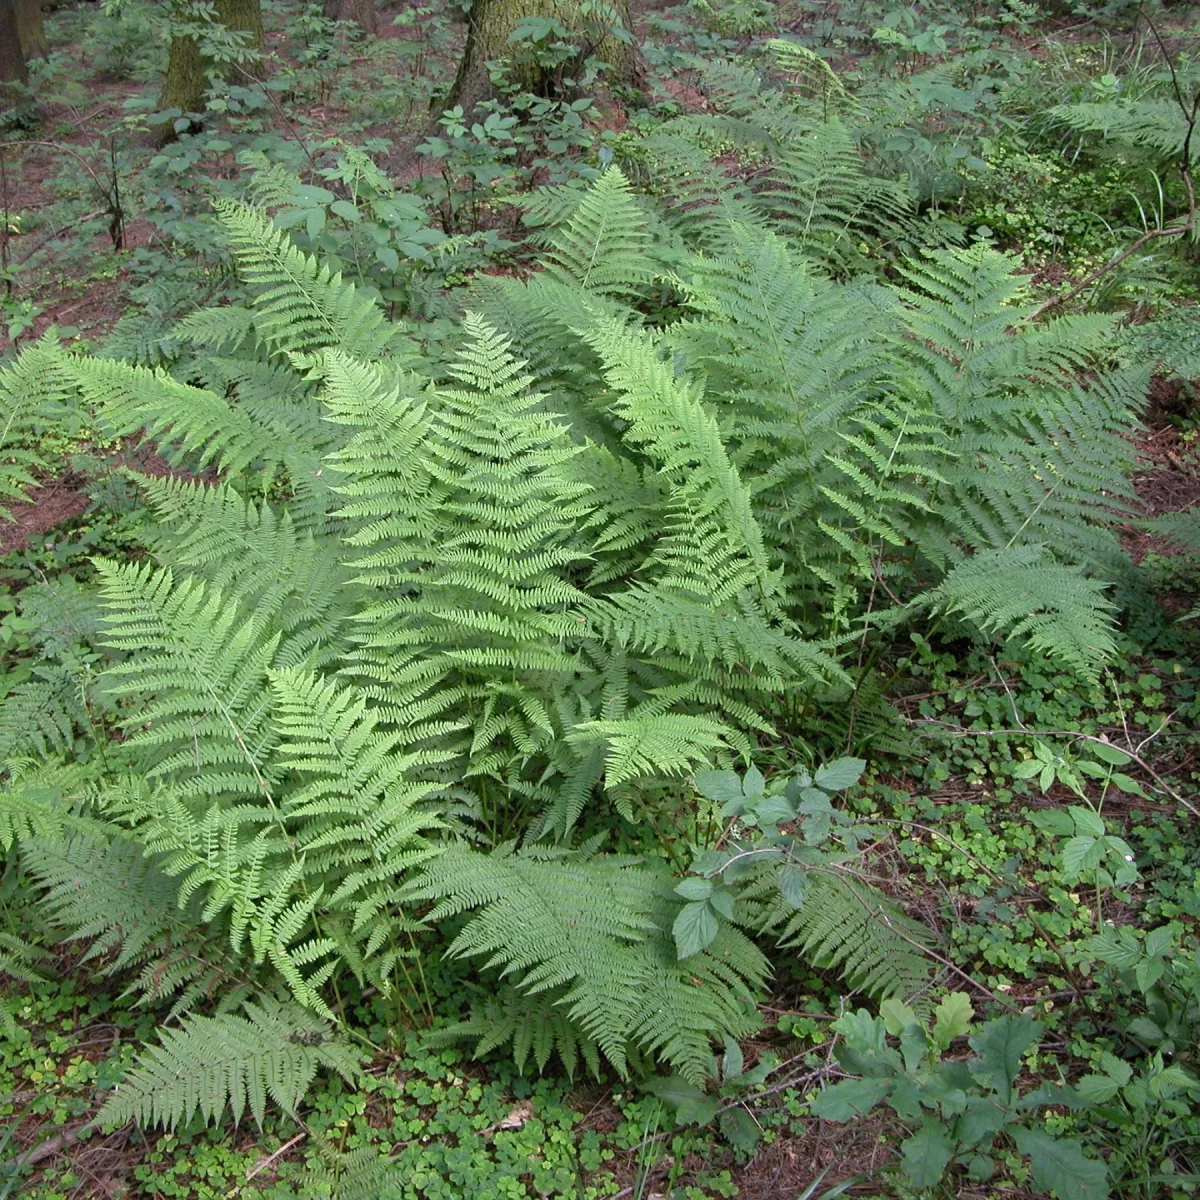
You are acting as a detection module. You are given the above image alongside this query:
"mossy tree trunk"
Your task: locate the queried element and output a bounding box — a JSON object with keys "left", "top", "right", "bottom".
{"left": 445, "top": 0, "right": 638, "bottom": 117}
{"left": 323, "top": 0, "right": 375, "bottom": 36}
{"left": 0, "top": 0, "right": 29, "bottom": 100}
{"left": 154, "top": 0, "right": 264, "bottom": 143}
{"left": 16, "top": 0, "right": 49, "bottom": 61}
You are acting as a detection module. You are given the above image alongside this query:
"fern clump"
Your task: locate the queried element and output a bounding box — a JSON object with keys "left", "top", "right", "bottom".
{"left": 0, "top": 148, "right": 1151, "bottom": 1130}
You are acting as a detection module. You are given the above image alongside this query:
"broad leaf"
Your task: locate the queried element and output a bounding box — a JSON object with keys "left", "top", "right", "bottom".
{"left": 968, "top": 1015, "right": 1041, "bottom": 1104}
{"left": 932, "top": 992, "right": 974, "bottom": 1052}
{"left": 810, "top": 1077, "right": 893, "bottom": 1121}
{"left": 900, "top": 1119, "right": 956, "bottom": 1188}
{"left": 672, "top": 900, "right": 718, "bottom": 959}
{"left": 1011, "top": 1127, "right": 1109, "bottom": 1200}
{"left": 814, "top": 758, "right": 866, "bottom": 791}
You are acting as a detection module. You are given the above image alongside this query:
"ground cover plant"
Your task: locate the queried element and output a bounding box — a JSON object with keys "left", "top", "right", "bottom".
{"left": 1, "top": 0, "right": 1200, "bottom": 1197}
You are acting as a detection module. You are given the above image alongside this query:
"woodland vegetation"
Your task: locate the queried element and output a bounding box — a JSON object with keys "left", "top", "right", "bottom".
{"left": 1, "top": 0, "right": 1199, "bottom": 1196}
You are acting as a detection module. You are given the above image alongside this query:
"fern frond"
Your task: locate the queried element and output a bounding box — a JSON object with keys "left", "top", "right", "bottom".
{"left": 96, "top": 997, "right": 363, "bottom": 1130}
{"left": 406, "top": 845, "right": 767, "bottom": 1082}
{"left": 215, "top": 200, "right": 410, "bottom": 361}
{"left": 919, "top": 544, "right": 1118, "bottom": 676}
{"left": 94, "top": 559, "right": 281, "bottom": 802}
{"left": 541, "top": 167, "right": 658, "bottom": 298}
{"left": 0, "top": 337, "right": 79, "bottom": 518}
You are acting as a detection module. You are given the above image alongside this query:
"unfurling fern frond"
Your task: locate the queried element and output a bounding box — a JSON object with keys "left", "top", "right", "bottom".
{"left": 96, "top": 997, "right": 364, "bottom": 1131}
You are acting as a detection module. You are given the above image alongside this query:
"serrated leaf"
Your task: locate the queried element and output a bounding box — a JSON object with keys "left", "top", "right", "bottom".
{"left": 672, "top": 900, "right": 718, "bottom": 959}
{"left": 1029, "top": 809, "right": 1075, "bottom": 836}
{"left": 1144, "top": 926, "right": 1175, "bottom": 959}
{"left": 1110, "top": 771, "right": 1148, "bottom": 797}
{"left": 695, "top": 770, "right": 744, "bottom": 806}
{"left": 1011, "top": 1127, "right": 1109, "bottom": 1200}
{"left": 674, "top": 877, "right": 714, "bottom": 902}
{"left": 708, "top": 885, "right": 736, "bottom": 920}
{"left": 1012, "top": 759, "right": 1043, "bottom": 779}
{"left": 1074, "top": 1073, "right": 1121, "bottom": 1104}
{"left": 1068, "top": 806, "right": 1105, "bottom": 838}
{"left": 718, "top": 1106, "right": 760, "bottom": 1153}
{"left": 752, "top": 795, "right": 795, "bottom": 825}
{"left": 742, "top": 765, "right": 766, "bottom": 797}
{"left": 814, "top": 758, "right": 866, "bottom": 791}
{"left": 778, "top": 864, "right": 807, "bottom": 909}
{"left": 1062, "top": 835, "right": 1104, "bottom": 879}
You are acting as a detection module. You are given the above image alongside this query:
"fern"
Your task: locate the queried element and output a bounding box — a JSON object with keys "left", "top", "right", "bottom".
{"left": 919, "top": 545, "right": 1119, "bottom": 676}
{"left": 406, "top": 844, "right": 767, "bottom": 1083}
{"left": 0, "top": 337, "right": 77, "bottom": 519}
{"left": 96, "top": 997, "right": 363, "bottom": 1131}
{"left": 764, "top": 870, "right": 932, "bottom": 1000}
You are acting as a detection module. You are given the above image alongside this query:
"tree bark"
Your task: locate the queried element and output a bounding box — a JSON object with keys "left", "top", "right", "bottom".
{"left": 154, "top": 0, "right": 264, "bottom": 143}
{"left": 323, "top": 0, "right": 375, "bottom": 36}
{"left": 16, "top": 0, "right": 48, "bottom": 61}
{"left": 444, "top": 0, "right": 638, "bottom": 117}
{"left": 0, "top": 0, "right": 29, "bottom": 98}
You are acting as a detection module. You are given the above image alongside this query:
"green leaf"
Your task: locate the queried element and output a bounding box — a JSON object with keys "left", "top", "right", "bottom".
{"left": 1144, "top": 926, "right": 1175, "bottom": 959}
{"left": 932, "top": 992, "right": 975, "bottom": 1052}
{"left": 708, "top": 885, "right": 736, "bottom": 921}
{"left": 752, "top": 795, "right": 795, "bottom": 825}
{"left": 1068, "top": 806, "right": 1105, "bottom": 838}
{"left": 1110, "top": 772, "right": 1149, "bottom": 798}
{"left": 900, "top": 1119, "right": 956, "bottom": 1189}
{"left": 1061, "top": 835, "right": 1104, "bottom": 879}
{"left": 742, "top": 765, "right": 766, "bottom": 797}
{"left": 673, "top": 901, "right": 718, "bottom": 960}
{"left": 694, "top": 770, "right": 744, "bottom": 806}
{"left": 954, "top": 1095, "right": 1009, "bottom": 1149}
{"left": 1011, "top": 1127, "right": 1109, "bottom": 1200}
{"left": 1012, "top": 759, "right": 1043, "bottom": 780}
{"left": 880, "top": 998, "right": 919, "bottom": 1037}
{"left": 1089, "top": 741, "right": 1130, "bottom": 766}
{"left": 718, "top": 1107, "right": 761, "bottom": 1153}
{"left": 644, "top": 1075, "right": 718, "bottom": 1126}
{"left": 1074, "top": 1073, "right": 1121, "bottom": 1104}
{"left": 1029, "top": 809, "right": 1075, "bottom": 836}
{"left": 969, "top": 1014, "right": 1041, "bottom": 1104}
{"left": 674, "top": 877, "right": 714, "bottom": 902}
{"left": 810, "top": 1077, "right": 893, "bottom": 1121}
{"left": 778, "top": 864, "right": 807, "bottom": 909}
{"left": 722, "top": 1036, "right": 744, "bottom": 1082}
{"left": 814, "top": 758, "right": 866, "bottom": 791}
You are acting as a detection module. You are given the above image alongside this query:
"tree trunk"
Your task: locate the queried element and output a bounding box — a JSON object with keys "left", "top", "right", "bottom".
{"left": 0, "top": 0, "right": 29, "bottom": 100}
{"left": 16, "top": 0, "right": 48, "bottom": 61}
{"left": 154, "top": 0, "right": 264, "bottom": 143}
{"left": 444, "top": 0, "right": 638, "bottom": 117}
{"left": 323, "top": 0, "right": 375, "bottom": 36}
